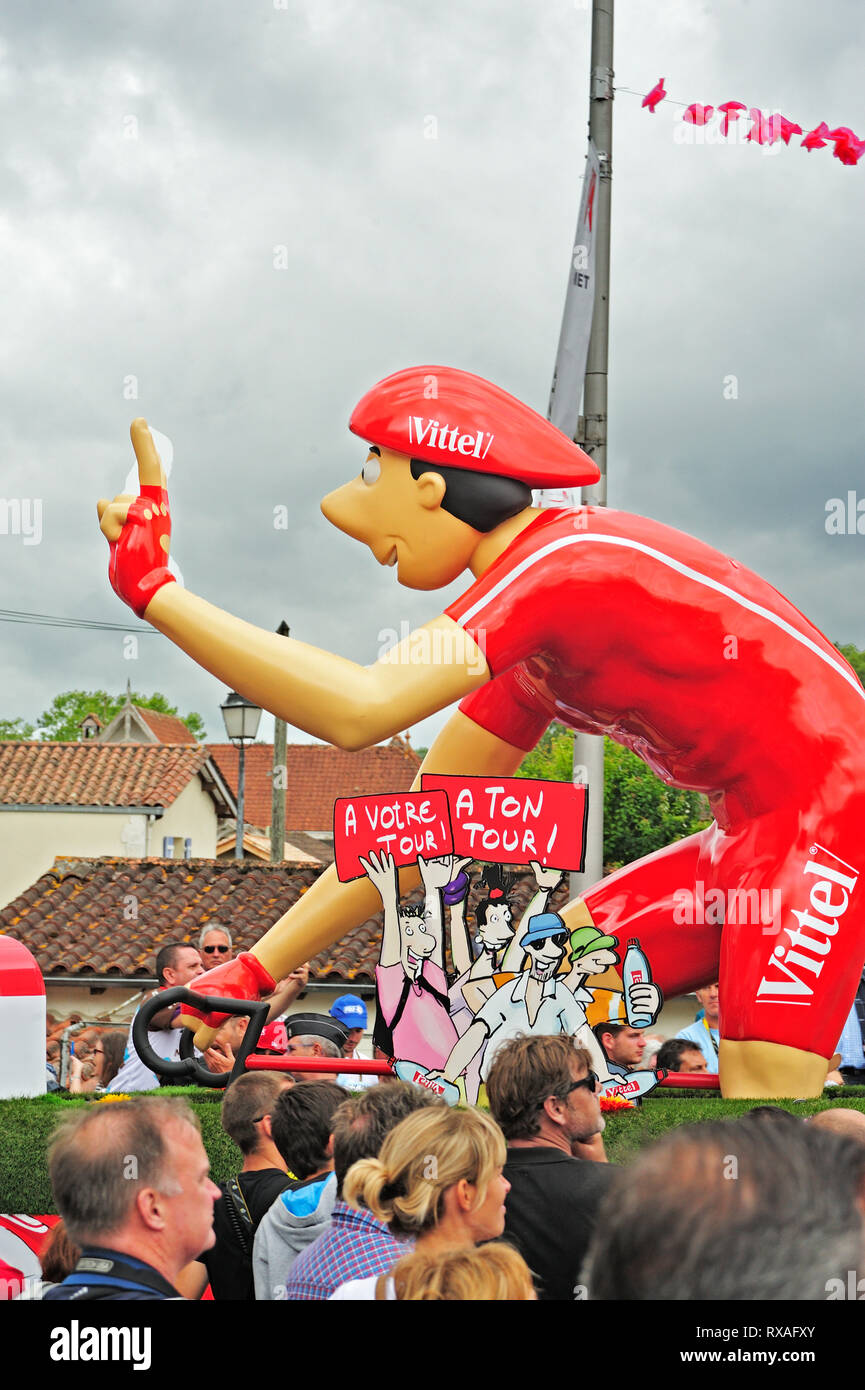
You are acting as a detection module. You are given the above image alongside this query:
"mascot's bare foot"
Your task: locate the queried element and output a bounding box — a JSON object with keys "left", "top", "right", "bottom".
{"left": 719, "top": 1039, "right": 828, "bottom": 1098}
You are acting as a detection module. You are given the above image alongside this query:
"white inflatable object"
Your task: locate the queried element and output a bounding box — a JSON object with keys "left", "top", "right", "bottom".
{"left": 0, "top": 937, "right": 46, "bottom": 1097}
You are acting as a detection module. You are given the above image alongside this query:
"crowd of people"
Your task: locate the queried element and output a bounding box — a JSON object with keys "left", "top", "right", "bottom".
{"left": 19, "top": 932, "right": 865, "bottom": 1302}
{"left": 15, "top": 1026, "right": 865, "bottom": 1302}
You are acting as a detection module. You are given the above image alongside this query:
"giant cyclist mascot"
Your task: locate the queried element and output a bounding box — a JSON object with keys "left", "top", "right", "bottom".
{"left": 97, "top": 367, "right": 865, "bottom": 1098}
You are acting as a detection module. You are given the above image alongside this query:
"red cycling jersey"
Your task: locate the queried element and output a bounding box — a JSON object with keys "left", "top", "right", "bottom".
{"left": 445, "top": 507, "right": 865, "bottom": 1059}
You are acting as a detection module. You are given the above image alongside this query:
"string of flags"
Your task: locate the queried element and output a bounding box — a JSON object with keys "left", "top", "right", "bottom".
{"left": 641, "top": 78, "right": 864, "bottom": 166}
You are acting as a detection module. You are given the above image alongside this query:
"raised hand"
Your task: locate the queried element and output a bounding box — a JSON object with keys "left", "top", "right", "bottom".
{"left": 418, "top": 853, "right": 462, "bottom": 892}
{"left": 529, "top": 860, "right": 565, "bottom": 889}
{"left": 97, "top": 419, "right": 175, "bottom": 618}
{"left": 359, "top": 850, "right": 398, "bottom": 903}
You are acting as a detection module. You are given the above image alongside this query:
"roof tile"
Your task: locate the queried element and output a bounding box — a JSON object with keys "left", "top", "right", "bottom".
{"left": 0, "top": 742, "right": 212, "bottom": 808}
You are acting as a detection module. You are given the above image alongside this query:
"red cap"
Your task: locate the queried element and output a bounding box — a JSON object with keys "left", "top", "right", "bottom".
{"left": 349, "top": 366, "right": 600, "bottom": 489}
{"left": 257, "top": 1021, "right": 288, "bottom": 1053}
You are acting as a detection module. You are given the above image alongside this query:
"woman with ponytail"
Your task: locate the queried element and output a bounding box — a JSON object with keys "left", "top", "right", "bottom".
{"left": 329, "top": 1107, "right": 509, "bottom": 1300}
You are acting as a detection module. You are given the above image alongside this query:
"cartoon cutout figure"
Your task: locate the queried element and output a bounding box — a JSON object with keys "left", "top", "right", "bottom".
{"left": 361, "top": 850, "right": 465, "bottom": 1077}
{"left": 447, "top": 859, "right": 565, "bottom": 1102}
{"left": 565, "top": 926, "right": 663, "bottom": 1099}
{"left": 98, "top": 368, "right": 865, "bottom": 1099}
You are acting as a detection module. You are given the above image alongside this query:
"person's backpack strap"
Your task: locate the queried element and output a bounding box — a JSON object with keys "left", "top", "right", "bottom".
{"left": 221, "top": 1176, "right": 254, "bottom": 1256}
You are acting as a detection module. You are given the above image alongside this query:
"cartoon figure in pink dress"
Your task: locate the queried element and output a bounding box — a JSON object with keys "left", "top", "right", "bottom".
{"left": 361, "top": 850, "right": 466, "bottom": 1071}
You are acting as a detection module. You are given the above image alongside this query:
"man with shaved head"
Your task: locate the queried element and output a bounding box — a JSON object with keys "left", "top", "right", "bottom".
{"left": 45, "top": 1097, "right": 220, "bottom": 1300}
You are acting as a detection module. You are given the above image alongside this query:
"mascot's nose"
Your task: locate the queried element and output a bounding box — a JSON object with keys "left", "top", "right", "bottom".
{"left": 320, "top": 481, "right": 370, "bottom": 542}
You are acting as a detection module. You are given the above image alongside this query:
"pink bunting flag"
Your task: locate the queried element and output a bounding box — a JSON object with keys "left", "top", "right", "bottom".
{"left": 642, "top": 78, "right": 667, "bottom": 113}
{"left": 717, "top": 101, "right": 747, "bottom": 136}
{"left": 747, "top": 109, "right": 781, "bottom": 145}
{"left": 801, "top": 122, "right": 831, "bottom": 150}
{"left": 778, "top": 116, "right": 803, "bottom": 145}
{"left": 683, "top": 103, "right": 713, "bottom": 126}
{"left": 828, "top": 127, "right": 865, "bottom": 165}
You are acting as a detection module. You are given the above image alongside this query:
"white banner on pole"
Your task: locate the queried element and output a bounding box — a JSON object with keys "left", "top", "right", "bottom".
{"left": 535, "top": 139, "right": 600, "bottom": 509}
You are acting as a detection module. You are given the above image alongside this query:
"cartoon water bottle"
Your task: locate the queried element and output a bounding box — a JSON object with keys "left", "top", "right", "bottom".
{"left": 623, "top": 937, "right": 654, "bottom": 1028}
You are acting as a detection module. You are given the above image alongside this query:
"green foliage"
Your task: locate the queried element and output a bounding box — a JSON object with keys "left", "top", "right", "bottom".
{"left": 517, "top": 723, "right": 709, "bottom": 869}
{"left": 0, "top": 716, "right": 35, "bottom": 740}
{"left": 603, "top": 740, "right": 709, "bottom": 869}
{"left": 836, "top": 642, "right": 865, "bottom": 687}
{"left": 35, "top": 690, "right": 206, "bottom": 742}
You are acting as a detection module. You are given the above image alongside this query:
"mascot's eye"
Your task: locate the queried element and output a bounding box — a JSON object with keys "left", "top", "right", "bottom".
{"left": 362, "top": 455, "right": 381, "bottom": 485}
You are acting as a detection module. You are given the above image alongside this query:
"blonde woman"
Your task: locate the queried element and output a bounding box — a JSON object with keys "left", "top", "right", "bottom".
{"left": 390, "top": 1242, "right": 535, "bottom": 1300}
{"left": 330, "top": 1107, "right": 510, "bottom": 1300}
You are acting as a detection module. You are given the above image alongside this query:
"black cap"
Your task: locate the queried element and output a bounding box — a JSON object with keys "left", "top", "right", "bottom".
{"left": 285, "top": 1012, "right": 349, "bottom": 1048}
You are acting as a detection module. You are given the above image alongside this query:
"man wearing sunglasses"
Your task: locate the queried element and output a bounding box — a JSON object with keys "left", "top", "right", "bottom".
{"left": 199, "top": 925, "right": 234, "bottom": 961}
{"left": 486, "top": 1035, "right": 615, "bottom": 1301}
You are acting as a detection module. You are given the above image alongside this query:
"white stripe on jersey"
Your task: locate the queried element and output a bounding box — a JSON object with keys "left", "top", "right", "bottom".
{"left": 452, "top": 530, "right": 865, "bottom": 705}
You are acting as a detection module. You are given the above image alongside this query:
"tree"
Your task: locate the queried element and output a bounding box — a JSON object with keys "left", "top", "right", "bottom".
{"left": 517, "top": 721, "right": 709, "bottom": 870}
{"left": 0, "top": 717, "right": 35, "bottom": 740}
{"left": 836, "top": 642, "right": 865, "bottom": 687}
{"left": 35, "top": 691, "right": 206, "bottom": 742}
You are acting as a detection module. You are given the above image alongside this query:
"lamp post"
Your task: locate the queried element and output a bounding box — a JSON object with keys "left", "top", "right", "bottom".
{"left": 220, "top": 690, "right": 262, "bottom": 861}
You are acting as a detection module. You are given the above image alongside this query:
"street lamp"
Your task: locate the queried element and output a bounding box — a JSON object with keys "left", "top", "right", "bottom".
{"left": 220, "top": 690, "right": 262, "bottom": 860}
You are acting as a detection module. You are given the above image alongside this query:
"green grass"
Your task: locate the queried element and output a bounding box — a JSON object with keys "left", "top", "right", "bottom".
{"left": 2, "top": 1087, "right": 865, "bottom": 1212}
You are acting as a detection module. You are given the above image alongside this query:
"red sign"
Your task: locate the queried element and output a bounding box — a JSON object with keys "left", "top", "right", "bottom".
{"left": 421, "top": 775, "right": 587, "bottom": 870}
{"left": 334, "top": 790, "right": 454, "bottom": 882}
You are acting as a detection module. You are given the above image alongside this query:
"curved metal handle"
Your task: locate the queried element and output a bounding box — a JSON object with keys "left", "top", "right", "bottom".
{"left": 132, "top": 987, "right": 271, "bottom": 1089}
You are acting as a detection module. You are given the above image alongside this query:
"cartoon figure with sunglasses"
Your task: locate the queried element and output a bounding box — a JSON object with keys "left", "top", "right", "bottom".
{"left": 428, "top": 910, "right": 596, "bottom": 1090}
{"left": 447, "top": 860, "right": 565, "bottom": 1102}
{"left": 430, "top": 909, "right": 663, "bottom": 1095}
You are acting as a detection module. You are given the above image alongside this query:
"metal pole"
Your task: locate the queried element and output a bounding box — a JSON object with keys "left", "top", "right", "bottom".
{"left": 235, "top": 739, "right": 246, "bottom": 860}
{"left": 571, "top": 0, "right": 613, "bottom": 900}
{"left": 271, "top": 621, "right": 289, "bottom": 862}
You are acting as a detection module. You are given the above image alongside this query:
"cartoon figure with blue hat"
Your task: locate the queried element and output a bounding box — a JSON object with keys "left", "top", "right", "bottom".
{"left": 428, "top": 909, "right": 596, "bottom": 1090}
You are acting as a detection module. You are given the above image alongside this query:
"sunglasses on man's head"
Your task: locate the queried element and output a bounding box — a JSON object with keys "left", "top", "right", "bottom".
{"left": 203, "top": 944, "right": 230, "bottom": 954}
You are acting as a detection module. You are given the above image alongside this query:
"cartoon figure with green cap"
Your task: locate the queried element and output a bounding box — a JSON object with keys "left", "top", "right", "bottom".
{"left": 565, "top": 927, "right": 664, "bottom": 1099}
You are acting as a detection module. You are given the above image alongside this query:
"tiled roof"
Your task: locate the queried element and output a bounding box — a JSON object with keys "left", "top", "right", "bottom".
{"left": 215, "top": 830, "right": 326, "bottom": 866}
{"left": 207, "top": 737, "right": 421, "bottom": 831}
{"left": 1, "top": 857, "right": 569, "bottom": 986}
{"left": 135, "top": 708, "right": 198, "bottom": 745}
{"left": 0, "top": 856, "right": 384, "bottom": 983}
{"left": 0, "top": 742, "right": 212, "bottom": 809}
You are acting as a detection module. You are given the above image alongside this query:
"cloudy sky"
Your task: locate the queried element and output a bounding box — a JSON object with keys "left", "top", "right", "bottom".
{"left": 1, "top": 0, "right": 862, "bottom": 749}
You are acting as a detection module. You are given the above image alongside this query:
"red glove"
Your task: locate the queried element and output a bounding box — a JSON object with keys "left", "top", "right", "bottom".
{"left": 180, "top": 952, "right": 276, "bottom": 1031}
{"left": 108, "top": 483, "right": 175, "bottom": 619}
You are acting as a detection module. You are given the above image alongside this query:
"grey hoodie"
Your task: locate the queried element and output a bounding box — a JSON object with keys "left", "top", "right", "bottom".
{"left": 253, "top": 1171, "right": 337, "bottom": 1300}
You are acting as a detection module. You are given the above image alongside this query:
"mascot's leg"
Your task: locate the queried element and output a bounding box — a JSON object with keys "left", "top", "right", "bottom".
{"left": 714, "top": 805, "right": 864, "bottom": 1099}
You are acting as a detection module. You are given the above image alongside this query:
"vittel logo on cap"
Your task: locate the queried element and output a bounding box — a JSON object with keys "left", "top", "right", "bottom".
{"left": 408, "top": 417, "right": 494, "bottom": 460}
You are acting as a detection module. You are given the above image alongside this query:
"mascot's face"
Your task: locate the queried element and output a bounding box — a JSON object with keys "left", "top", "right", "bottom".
{"left": 321, "top": 445, "right": 480, "bottom": 590}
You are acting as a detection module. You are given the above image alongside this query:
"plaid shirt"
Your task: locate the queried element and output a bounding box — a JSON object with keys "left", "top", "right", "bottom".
{"left": 283, "top": 1201, "right": 410, "bottom": 1301}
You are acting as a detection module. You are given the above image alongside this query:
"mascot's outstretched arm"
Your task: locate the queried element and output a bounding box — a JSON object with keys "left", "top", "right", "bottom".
{"left": 98, "top": 421, "right": 527, "bottom": 1043}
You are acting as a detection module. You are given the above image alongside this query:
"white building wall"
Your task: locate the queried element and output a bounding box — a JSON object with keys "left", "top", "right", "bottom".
{"left": 0, "top": 779, "right": 218, "bottom": 911}
{"left": 0, "top": 810, "right": 148, "bottom": 910}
